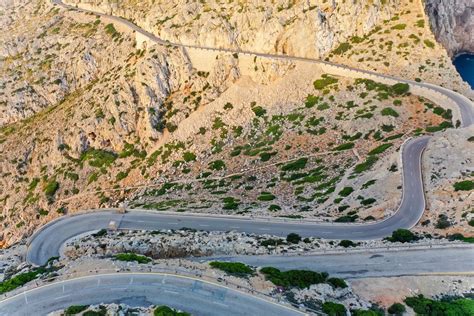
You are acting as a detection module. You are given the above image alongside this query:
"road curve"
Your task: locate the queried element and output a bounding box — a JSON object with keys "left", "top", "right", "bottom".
{"left": 27, "top": 136, "right": 430, "bottom": 266}
{"left": 0, "top": 273, "right": 303, "bottom": 316}
{"left": 26, "top": 0, "right": 473, "bottom": 267}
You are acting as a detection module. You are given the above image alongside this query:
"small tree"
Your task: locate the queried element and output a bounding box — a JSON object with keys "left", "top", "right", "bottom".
{"left": 286, "top": 233, "right": 302, "bottom": 244}
{"left": 388, "top": 302, "right": 406, "bottom": 315}
{"left": 388, "top": 229, "right": 416, "bottom": 243}
{"left": 322, "top": 302, "right": 346, "bottom": 316}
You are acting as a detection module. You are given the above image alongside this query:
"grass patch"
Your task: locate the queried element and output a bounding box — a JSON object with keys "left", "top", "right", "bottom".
{"left": 260, "top": 267, "right": 328, "bottom": 289}
{"left": 368, "top": 143, "right": 393, "bottom": 155}
{"left": 209, "top": 261, "right": 253, "bottom": 276}
{"left": 453, "top": 180, "right": 474, "bottom": 191}
{"left": 114, "top": 253, "right": 152, "bottom": 264}
{"left": 314, "top": 75, "right": 338, "bottom": 90}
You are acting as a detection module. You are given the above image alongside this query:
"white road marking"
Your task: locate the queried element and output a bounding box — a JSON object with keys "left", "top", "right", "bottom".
{"left": 164, "top": 290, "right": 179, "bottom": 295}
{"left": 55, "top": 295, "right": 70, "bottom": 300}
{"left": 167, "top": 222, "right": 179, "bottom": 225}
{"left": 129, "top": 277, "right": 133, "bottom": 285}
{"left": 23, "top": 292, "right": 28, "bottom": 304}
{"left": 213, "top": 302, "right": 229, "bottom": 308}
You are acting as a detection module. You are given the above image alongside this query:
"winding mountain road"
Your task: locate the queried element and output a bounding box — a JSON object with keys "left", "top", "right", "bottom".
{"left": 2, "top": 1, "right": 473, "bottom": 315}
{"left": 0, "top": 273, "right": 303, "bottom": 316}
{"left": 24, "top": 0, "right": 474, "bottom": 267}
{"left": 26, "top": 136, "right": 429, "bottom": 265}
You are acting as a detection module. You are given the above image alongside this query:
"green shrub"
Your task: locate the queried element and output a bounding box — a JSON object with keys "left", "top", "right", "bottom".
{"left": 252, "top": 106, "right": 266, "bottom": 117}
{"left": 405, "top": 295, "right": 474, "bottom": 315}
{"left": 258, "top": 192, "right": 276, "bottom": 201}
{"left": 281, "top": 158, "right": 308, "bottom": 171}
{"left": 65, "top": 305, "right": 89, "bottom": 315}
{"left": 182, "top": 152, "right": 196, "bottom": 162}
{"left": 114, "top": 253, "right": 152, "bottom": 264}
{"left": 447, "top": 233, "right": 474, "bottom": 243}
{"left": 453, "top": 180, "right": 474, "bottom": 191}
{"left": 435, "top": 214, "right": 451, "bottom": 229}
{"left": 260, "top": 267, "right": 328, "bottom": 288}
{"left": 327, "top": 277, "right": 348, "bottom": 289}
{"left": 381, "top": 107, "right": 399, "bottom": 117}
{"left": 0, "top": 265, "right": 56, "bottom": 294}
{"left": 368, "top": 143, "right": 393, "bottom": 155}
{"left": 334, "top": 142, "right": 355, "bottom": 151}
{"left": 352, "top": 310, "right": 383, "bottom": 316}
{"left": 260, "top": 238, "right": 285, "bottom": 247}
{"left": 322, "top": 302, "right": 346, "bottom": 316}
{"left": 154, "top": 305, "right": 190, "bottom": 316}
{"left": 305, "top": 94, "right": 319, "bottom": 108}
{"left": 388, "top": 302, "right": 406, "bottom": 315}
{"left": 338, "top": 187, "right": 354, "bottom": 197}
{"left": 424, "top": 39, "right": 435, "bottom": 48}
{"left": 333, "top": 42, "right": 352, "bottom": 55}
{"left": 209, "top": 261, "right": 253, "bottom": 276}
{"left": 387, "top": 229, "right": 416, "bottom": 243}
{"left": 44, "top": 180, "right": 59, "bottom": 198}
{"left": 222, "top": 197, "right": 239, "bottom": 210}
{"left": 354, "top": 156, "right": 378, "bottom": 173}
{"left": 391, "top": 23, "right": 407, "bottom": 30}
{"left": 360, "top": 198, "right": 376, "bottom": 206}
{"left": 314, "top": 75, "right": 338, "bottom": 90}
{"left": 335, "top": 215, "right": 358, "bottom": 222}
{"left": 286, "top": 233, "right": 302, "bottom": 244}
{"left": 338, "top": 240, "right": 358, "bottom": 248}
{"left": 80, "top": 148, "right": 117, "bottom": 168}
{"left": 268, "top": 204, "right": 282, "bottom": 211}
{"left": 208, "top": 160, "right": 226, "bottom": 170}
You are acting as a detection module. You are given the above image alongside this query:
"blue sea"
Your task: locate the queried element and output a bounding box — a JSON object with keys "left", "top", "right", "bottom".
{"left": 453, "top": 54, "right": 474, "bottom": 89}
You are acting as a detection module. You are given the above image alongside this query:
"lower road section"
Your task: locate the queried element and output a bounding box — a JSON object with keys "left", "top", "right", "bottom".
{"left": 200, "top": 246, "right": 474, "bottom": 279}
{"left": 0, "top": 273, "right": 302, "bottom": 316}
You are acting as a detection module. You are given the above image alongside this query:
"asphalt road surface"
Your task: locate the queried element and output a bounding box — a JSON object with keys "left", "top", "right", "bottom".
{"left": 24, "top": 0, "right": 473, "bottom": 268}
{"left": 199, "top": 246, "right": 474, "bottom": 279}
{"left": 27, "top": 136, "right": 430, "bottom": 266}
{"left": 0, "top": 273, "right": 303, "bottom": 316}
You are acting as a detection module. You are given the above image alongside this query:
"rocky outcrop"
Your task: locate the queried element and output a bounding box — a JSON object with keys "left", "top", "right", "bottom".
{"left": 425, "top": 0, "right": 474, "bottom": 56}
{"left": 64, "top": 0, "right": 401, "bottom": 59}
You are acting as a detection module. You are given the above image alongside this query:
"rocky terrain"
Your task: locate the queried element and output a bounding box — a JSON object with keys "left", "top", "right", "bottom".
{"left": 49, "top": 304, "right": 176, "bottom": 316}
{"left": 420, "top": 128, "right": 474, "bottom": 236}
{"left": 425, "top": 0, "right": 474, "bottom": 57}
{"left": 0, "top": 0, "right": 472, "bottom": 249}
{"left": 61, "top": 228, "right": 455, "bottom": 261}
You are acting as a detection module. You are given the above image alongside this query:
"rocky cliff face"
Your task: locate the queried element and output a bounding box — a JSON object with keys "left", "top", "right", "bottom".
{"left": 425, "top": 0, "right": 474, "bottom": 56}
{"left": 63, "top": 0, "right": 401, "bottom": 58}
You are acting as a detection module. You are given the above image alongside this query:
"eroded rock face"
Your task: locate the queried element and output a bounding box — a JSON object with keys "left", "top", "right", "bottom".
{"left": 63, "top": 0, "right": 401, "bottom": 59}
{"left": 425, "top": 0, "right": 474, "bottom": 56}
